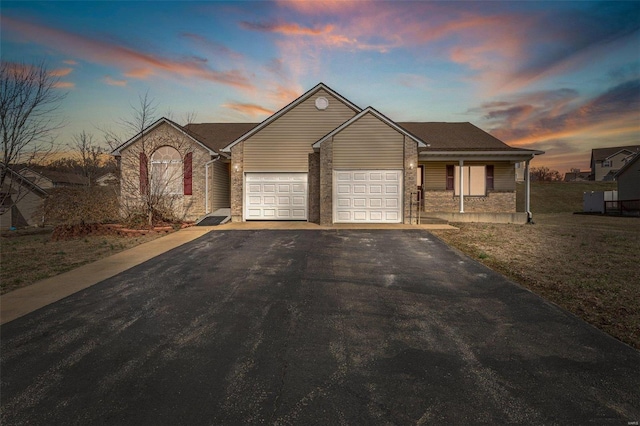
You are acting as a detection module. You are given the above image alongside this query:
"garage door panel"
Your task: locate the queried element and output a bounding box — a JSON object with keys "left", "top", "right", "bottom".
{"left": 334, "top": 170, "right": 402, "bottom": 223}
{"left": 245, "top": 173, "right": 308, "bottom": 220}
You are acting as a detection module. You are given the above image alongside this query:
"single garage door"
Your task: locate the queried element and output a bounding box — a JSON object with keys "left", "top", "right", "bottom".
{"left": 245, "top": 173, "right": 307, "bottom": 220}
{"left": 334, "top": 170, "right": 402, "bottom": 223}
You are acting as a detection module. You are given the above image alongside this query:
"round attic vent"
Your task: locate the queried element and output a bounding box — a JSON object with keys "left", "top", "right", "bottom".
{"left": 315, "top": 96, "right": 329, "bottom": 110}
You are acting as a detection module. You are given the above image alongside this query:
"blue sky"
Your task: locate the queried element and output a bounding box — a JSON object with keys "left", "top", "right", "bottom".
{"left": 1, "top": 1, "right": 639, "bottom": 172}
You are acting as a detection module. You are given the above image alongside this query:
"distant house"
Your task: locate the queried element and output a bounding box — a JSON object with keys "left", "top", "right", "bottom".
{"left": 95, "top": 172, "right": 119, "bottom": 186}
{"left": 17, "top": 167, "right": 89, "bottom": 188}
{"left": 0, "top": 164, "right": 48, "bottom": 229}
{"left": 590, "top": 145, "right": 640, "bottom": 181}
{"left": 614, "top": 153, "right": 640, "bottom": 202}
{"left": 564, "top": 170, "right": 591, "bottom": 182}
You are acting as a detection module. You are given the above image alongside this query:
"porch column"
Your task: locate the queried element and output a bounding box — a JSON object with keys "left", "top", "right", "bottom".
{"left": 524, "top": 159, "right": 531, "bottom": 222}
{"left": 459, "top": 159, "right": 464, "bottom": 213}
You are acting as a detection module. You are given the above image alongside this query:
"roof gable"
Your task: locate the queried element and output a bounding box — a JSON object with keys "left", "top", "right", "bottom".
{"left": 111, "top": 117, "right": 218, "bottom": 156}
{"left": 614, "top": 152, "right": 640, "bottom": 178}
{"left": 184, "top": 123, "right": 258, "bottom": 153}
{"left": 221, "top": 83, "right": 362, "bottom": 152}
{"left": 592, "top": 145, "right": 640, "bottom": 162}
{"left": 313, "top": 107, "right": 427, "bottom": 149}
{"left": 0, "top": 164, "right": 48, "bottom": 197}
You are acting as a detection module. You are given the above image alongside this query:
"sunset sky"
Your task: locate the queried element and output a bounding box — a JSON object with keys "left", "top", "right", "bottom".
{"left": 2, "top": 1, "right": 639, "bottom": 172}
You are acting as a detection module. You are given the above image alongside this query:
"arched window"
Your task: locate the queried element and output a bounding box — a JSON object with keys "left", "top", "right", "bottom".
{"left": 151, "top": 146, "right": 182, "bottom": 195}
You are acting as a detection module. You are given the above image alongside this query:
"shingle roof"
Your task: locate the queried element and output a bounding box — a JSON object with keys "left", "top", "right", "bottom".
{"left": 184, "top": 123, "right": 258, "bottom": 153}
{"left": 398, "top": 122, "right": 526, "bottom": 151}
{"left": 591, "top": 145, "right": 640, "bottom": 161}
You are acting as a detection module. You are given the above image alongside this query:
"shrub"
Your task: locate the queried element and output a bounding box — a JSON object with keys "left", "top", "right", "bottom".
{"left": 41, "top": 186, "right": 119, "bottom": 226}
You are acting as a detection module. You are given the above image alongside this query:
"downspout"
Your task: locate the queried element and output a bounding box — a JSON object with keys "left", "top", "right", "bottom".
{"left": 459, "top": 159, "right": 465, "bottom": 213}
{"left": 524, "top": 159, "right": 532, "bottom": 223}
{"left": 205, "top": 155, "right": 221, "bottom": 215}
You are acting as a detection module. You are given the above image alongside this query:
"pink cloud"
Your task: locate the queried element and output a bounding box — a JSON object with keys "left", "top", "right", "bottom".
{"left": 53, "top": 81, "right": 75, "bottom": 88}
{"left": 240, "top": 21, "right": 334, "bottom": 36}
{"left": 222, "top": 102, "right": 274, "bottom": 117}
{"left": 2, "top": 15, "right": 255, "bottom": 90}
{"left": 104, "top": 76, "right": 127, "bottom": 86}
{"left": 63, "top": 59, "right": 78, "bottom": 65}
{"left": 49, "top": 67, "right": 73, "bottom": 77}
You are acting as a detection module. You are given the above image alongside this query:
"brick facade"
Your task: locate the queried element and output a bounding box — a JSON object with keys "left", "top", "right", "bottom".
{"left": 308, "top": 152, "right": 320, "bottom": 224}
{"left": 230, "top": 142, "right": 244, "bottom": 222}
{"left": 319, "top": 139, "right": 333, "bottom": 226}
{"left": 119, "top": 122, "right": 210, "bottom": 222}
{"left": 423, "top": 191, "right": 516, "bottom": 213}
{"left": 403, "top": 137, "right": 419, "bottom": 224}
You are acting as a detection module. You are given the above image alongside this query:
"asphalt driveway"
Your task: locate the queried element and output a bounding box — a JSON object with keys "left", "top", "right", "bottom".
{"left": 1, "top": 230, "right": 639, "bottom": 425}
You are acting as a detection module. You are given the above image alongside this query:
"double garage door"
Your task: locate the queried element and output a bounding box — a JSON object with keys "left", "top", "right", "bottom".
{"left": 245, "top": 173, "right": 307, "bottom": 220}
{"left": 334, "top": 170, "right": 403, "bottom": 223}
{"left": 244, "top": 170, "right": 403, "bottom": 223}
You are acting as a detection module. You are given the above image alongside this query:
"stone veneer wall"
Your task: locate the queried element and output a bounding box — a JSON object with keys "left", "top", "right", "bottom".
{"left": 230, "top": 142, "right": 244, "bottom": 222}
{"left": 424, "top": 191, "right": 516, "bottom": 213}
{"left": 403, "top": 137, "right": 418, "bottom": 224}
{"left": 308, "top": 152, "right": 320, "bottom": 224}
{"left": 319, "top": 139, "right": 333, "bottom": 226}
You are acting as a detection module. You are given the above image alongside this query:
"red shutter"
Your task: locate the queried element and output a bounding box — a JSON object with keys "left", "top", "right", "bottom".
{"left": 486, "top": 165, "right": 494, "bottom": 191}
{"left": 139, "top": 152, "right": 148, "bottom": 194}
{"left": 183, "top": 152, "right": 192, "bottom": 195}
{"left": 446, "top": 165, "right": 454, "bottom": 190}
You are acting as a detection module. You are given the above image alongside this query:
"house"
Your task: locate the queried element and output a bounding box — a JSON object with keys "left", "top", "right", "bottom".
{"left": 95, "top": 172, "right": 119, "bottom": 186}
{"left": 590, "top": 145, "right": 640, "bottom": 181}
{"left": 613, "top": 153, "right": 640, "bottom": 215}
{"left": 114, "top": 83, "right": 543, "bottom": 224}
{"left": 17, "top": 167, "right": 90, "bottom": 188}
{"left": 0, "top": 164, "right": 48, "bottom": 229}
{"left": 564, "top": 170, "right": 591, "bottom": 182}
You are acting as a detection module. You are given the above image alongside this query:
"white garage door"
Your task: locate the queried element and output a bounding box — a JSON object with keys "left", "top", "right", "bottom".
{"left": 334, "top": 170, "right": 403, "bottom": 223}
{"left": 245, "top": 173, "right": 307, "bottom": 220}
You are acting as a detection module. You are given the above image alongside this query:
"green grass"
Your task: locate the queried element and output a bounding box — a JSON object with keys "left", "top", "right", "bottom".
{"left": 516, "top": 181, "right": 617, "bottom": 213}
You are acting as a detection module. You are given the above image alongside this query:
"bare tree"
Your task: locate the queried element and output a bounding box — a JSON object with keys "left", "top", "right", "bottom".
{"left": 73, "top": 130, "right": 104, "bottom": 185}
{"left": 531, "top": 166, "right": 562, "bottom": 182}
{"left": 106, "top": 93, "right": 196, "bottom": 227}
{"left": 0, "top": 60, "right": 66, "bottom": 222}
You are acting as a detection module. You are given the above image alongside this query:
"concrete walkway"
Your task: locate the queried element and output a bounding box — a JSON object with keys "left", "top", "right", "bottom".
{"left": 0, "top": 222, "right": 457, "bottom": 325}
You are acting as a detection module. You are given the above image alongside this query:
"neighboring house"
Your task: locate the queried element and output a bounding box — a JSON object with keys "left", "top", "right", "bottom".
{"left": 614, "top": 153, "right": 640, "bottom": 202}
{"left": 95, "top": 172, "right": 119, "bottom": 186}
{"left": 17, "top": 167, "right": 90, "bottom": 188}
{"left": 590, "top": 145, "right": 640, "bottom": 181}
{"left": 564, "top": 170, "right": 591, "bottom": 182}
{"left": 0, "top": 164, "right": 48, "bottom": 229}
{"left": 113, "top": 83, "right": 543, "bottom": 224}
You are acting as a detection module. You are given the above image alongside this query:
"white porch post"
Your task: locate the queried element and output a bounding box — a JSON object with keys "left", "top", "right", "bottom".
{"left": 524, "top": 159, "right": 531, "bottom": 221}
{"left": 459, "top": 159, "right": 464, "bottom": 213}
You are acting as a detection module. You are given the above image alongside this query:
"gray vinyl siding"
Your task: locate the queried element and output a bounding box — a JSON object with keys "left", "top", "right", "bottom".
{"left": 211, "top": 160, "right": 230, "bottom": 210}
{"left": 243, "top": 89, "right": 357, "bottom": 172}
{"left": 332, "top": 113, "right": 404, "bottom": 169}
{"left": 422, "top": 161, "right": 514, "bottom": 191}
{"left": 618, "top": 161, "right": 640, "bottom": 200}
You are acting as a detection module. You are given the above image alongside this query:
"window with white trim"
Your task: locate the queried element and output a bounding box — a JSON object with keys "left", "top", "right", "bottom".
{"left": 151, "top": 146, "right": 182, "bottom": 196}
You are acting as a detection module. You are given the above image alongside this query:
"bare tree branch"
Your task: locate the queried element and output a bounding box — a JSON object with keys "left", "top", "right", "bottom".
{"left": 1, "top": 60, "right": 67, "bottom": 220}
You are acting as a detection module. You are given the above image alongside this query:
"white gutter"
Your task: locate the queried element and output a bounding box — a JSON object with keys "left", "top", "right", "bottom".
{"left": 205, "top": 156, "right": 221, "bottom": 215}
